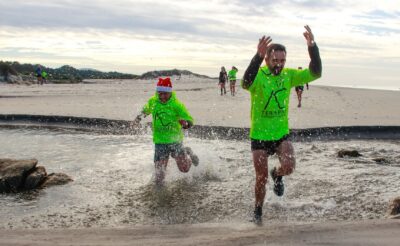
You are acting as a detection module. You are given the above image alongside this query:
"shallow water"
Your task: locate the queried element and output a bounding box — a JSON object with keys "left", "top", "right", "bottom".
{"left": 0, "top": 128, "right": 399, "bottom": 228}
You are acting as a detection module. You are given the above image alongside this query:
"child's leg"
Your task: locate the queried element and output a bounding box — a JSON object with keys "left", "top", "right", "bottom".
{"left": 154, "top": 144, "right": 170, "bottom": 186}
{"left": 154, "top": 159, "right": 168, "bottom": 186}
{"left": 171, "top": 143, "right": 193, "bottom": 172}
{"left": 174, "top": 154, "right": 191, "bottom": 173}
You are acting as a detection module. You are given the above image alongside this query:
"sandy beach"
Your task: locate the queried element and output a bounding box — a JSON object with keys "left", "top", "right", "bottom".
{"left": 0, "top": 77, "right": 399, "bottom": 128}
{"left": 1, "top": 78, "right": 400, "bottom": 245}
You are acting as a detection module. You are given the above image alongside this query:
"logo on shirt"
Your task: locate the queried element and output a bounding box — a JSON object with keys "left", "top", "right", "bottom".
{"left": 262, "top": 88, "right": 287, "bottom": 117}
{"left": 155, "top": 111, "right": 174, "bottom": 127}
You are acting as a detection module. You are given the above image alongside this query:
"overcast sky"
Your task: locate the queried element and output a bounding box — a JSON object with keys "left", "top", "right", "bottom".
{"left": 0, "top": 0, "right": 399, "bottom": 89}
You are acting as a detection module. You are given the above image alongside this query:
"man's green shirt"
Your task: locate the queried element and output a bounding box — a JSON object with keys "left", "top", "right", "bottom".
{"left": 243, "top": 66, "right": 319, "bottom": 140}
{"left": 142, "top": 92, "right": 193, "bottom": 144}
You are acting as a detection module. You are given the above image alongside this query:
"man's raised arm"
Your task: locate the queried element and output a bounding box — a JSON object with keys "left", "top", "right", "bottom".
{"left": 242, "top": 36, "right": 272, "bottom": 89}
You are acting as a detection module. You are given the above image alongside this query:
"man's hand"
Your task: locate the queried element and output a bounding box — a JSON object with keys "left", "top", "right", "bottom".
{"left": 257, "top": 36, "right": 272, "bottom": 59}
{"left": 303, "top": 25, "right": 315, "bottom": 47}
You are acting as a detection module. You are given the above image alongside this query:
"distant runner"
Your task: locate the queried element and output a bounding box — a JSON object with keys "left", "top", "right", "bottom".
{"left": 241, "top": 25, "right": 322, "bottom": 223}
{"left": 228, "top": 66, "right": 238, "bottom": 96}
{"left": 295, "top": 67, "right": 304, "bottom": 107}
{"left": 35, "top": 65, "right": 42, "bottom": 85}
{"left": 41, "top": 71, "right": 48, "bottom": 85}
{"left": 132, "top": 77, "right": 199, "bottom": 187}
{"left": 218, "top": 66, "right": 228, "bottom": 95}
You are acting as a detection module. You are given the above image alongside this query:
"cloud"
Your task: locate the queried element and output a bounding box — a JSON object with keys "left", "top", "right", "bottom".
{"left": 353, "top": 24, "right": 400, "bottom": 35}
{"left": 0, "top": 1, "right": 199, "bottom": 33}
{"left": 355, "top": 9, "right": 400, "bottom": 19}
{"left": 0, "top": 0, "right": 399, "bottom": 89}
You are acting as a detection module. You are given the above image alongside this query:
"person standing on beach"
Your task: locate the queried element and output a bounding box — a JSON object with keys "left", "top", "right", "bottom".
{"left": 132, "top": 77, "right": 199, "bottom": 187}
{"left": 35, "top": 65, "right": 43, "bottom": 85}
{"left": 241, "top": 25, "right": 322, "bottom": 223}
{"left": 41, "top": 70, "right": 48, "bottom": 85}
{"left": 228, "top": 66, "right": 238, "bottom": 96}
{"left": 219, "top": 66, "right": 228, "bottom": 95}
{"left": 295, "top": 66, "right": 304, "bottom": 107}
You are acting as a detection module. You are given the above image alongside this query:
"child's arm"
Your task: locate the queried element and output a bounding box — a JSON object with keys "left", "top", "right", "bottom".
{"left": 133, "top": 111, "right": 147, "bottom": 125}
{"left": 179, "top": 119, "right": 192, "bottom": 129}
{"left": 131, "top": 98, "right": 153, "bottom": 128}
{"left": 176, "top": 101, "right": 194, "bottom": 129}
{"left": 130, "top": 112, "right": 148, "bottom": 129}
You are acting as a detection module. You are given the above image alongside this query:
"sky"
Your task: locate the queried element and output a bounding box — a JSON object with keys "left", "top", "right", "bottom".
{"left": 0, "top": 0, "right": 399, "bottom": 89}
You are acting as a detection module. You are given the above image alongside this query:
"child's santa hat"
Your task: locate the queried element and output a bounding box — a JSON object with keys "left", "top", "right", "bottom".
{"left": 156, "top": 77, "right": 172, "bottom": 92}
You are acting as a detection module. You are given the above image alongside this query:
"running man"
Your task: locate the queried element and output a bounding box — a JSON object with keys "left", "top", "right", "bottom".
{"left": 241, "top": 25, "right": 322, "bottom": 223}
{"left": 295, "top": 66, "right": 304, "bottom": 107}
{"left": 228, "top": 66, "right": 238, "bottom": 96}
{"left": 41, "top": 70, "right": 48, "bottom": 85}
{"left": 132, "top": 77, "right": 199, "bottom": 187}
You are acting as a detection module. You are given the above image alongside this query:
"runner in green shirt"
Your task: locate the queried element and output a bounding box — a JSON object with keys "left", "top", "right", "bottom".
{"left": 241, "top": 25, "right": 322, "bottom": 223}
{"left": 41, "top": 71, "right": 48, "bottom": 85}
{"left": 132, "top": 77, "right": 199, "bottom": 187}
{"left": 228, "top": 66, "right": 238, "bottom": 96}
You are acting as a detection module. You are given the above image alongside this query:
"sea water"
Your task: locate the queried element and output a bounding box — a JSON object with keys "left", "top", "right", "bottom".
{"left": 0, "top": 128, "right": 399, "bottom": 228}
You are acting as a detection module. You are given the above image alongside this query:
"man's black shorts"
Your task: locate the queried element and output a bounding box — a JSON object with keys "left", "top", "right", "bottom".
{"left": 295, "top": 86, "right": 304, "bottom": 92}
{"left": 251, "top": 135, "right": 289, "bottom": 155}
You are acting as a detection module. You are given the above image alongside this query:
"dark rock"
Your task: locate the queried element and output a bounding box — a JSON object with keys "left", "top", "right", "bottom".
{"left": 0, "top": 158, "right": 38, "bottom": 192}
{"left": 23, "top": 166, "right": 47, "bottom": 190}
{"left": 337, "top": 150, "right": 362, "bottom": 158}
{"left": 388, "top": 197, "right": 400, "bottom": 217}
{"left": 41, "top": 173, "right": 73, "bottom": 188}
{"left": 1, "top": 159, "right": 72, "bottom": 192}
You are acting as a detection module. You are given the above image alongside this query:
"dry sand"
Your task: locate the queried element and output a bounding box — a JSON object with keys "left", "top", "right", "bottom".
{"left": 1, "top": 78, "right": 400, "bottom": 245}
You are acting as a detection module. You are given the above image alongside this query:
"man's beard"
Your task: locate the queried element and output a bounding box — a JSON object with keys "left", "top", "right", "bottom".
{"left": 272, "top": 65, "right": 283, "bottom": 75}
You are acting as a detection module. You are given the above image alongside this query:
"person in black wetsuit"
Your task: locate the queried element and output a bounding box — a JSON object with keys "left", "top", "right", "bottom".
{"left": 218, "top": 66, "right": 228, "bottom": 95}
{"left": 295, "top": 66, "right": 304, "bottom": 107}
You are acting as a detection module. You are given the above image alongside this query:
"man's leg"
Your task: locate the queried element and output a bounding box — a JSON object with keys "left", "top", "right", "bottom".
{"left": 275, "top": 140, "right": 296, "bottom": 176}
{"left": 296, "top": 90, "right": 301, "bottom": 107}
{"left": 253, "top": 150, "right": 269, "bottom": 206}
{"left": 252, "top": 149, "right": 269, "bottom": 222}
{"left": 298, "top": 91, "right": 302, "bottom": 107}
{"left": 269, "top": 140, "right": 296, "bottom": 196}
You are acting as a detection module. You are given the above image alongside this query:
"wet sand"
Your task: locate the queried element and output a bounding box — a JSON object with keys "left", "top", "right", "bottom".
{"left": 1, "top": 220, "right": 399, "bottom": 246}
